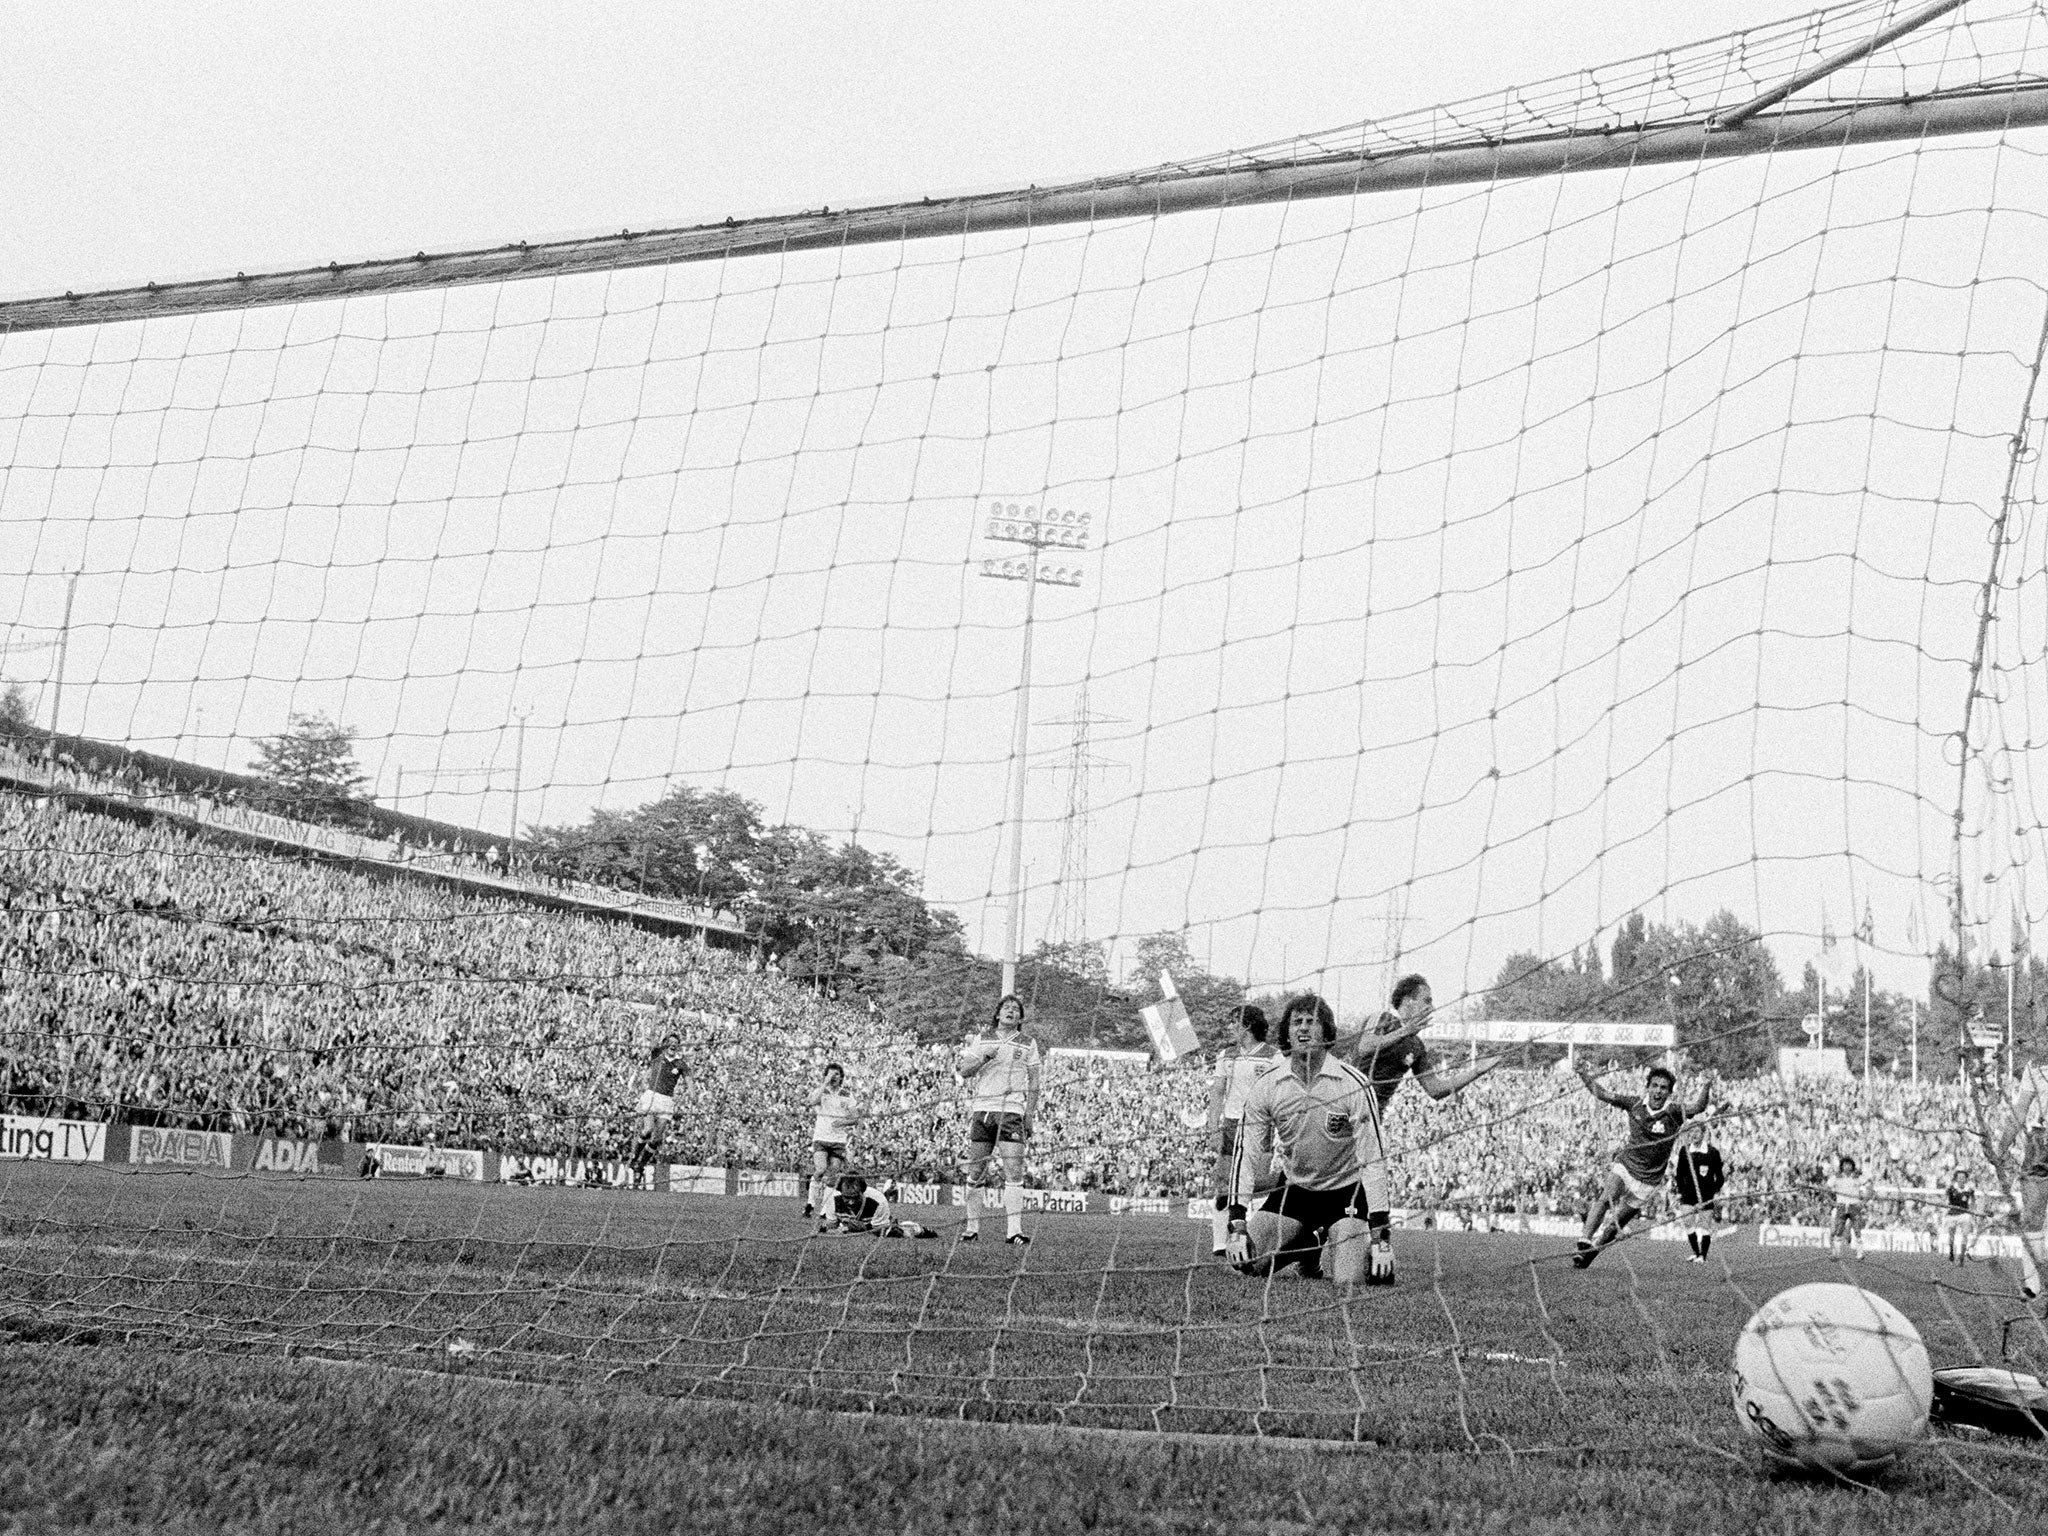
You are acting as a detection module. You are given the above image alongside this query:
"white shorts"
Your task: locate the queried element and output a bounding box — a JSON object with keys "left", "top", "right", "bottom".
{"left": 636, "top": 1090, "right": 675, "bottom": 1117}
{"left": 1608, "top": 1163, "right": 1662, "bottom": 1207}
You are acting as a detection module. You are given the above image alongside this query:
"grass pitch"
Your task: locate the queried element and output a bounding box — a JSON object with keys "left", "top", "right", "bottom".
{"left": 0, "top": 1164, "right": 2043, "bottom": 1532}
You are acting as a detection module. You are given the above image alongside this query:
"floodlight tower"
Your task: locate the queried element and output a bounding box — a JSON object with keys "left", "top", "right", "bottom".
{"left": 978, "top": 501, "right": 1092, "bottom": 996}
{"left": 1039, "top": 685, "right": 1125, "bottom": 969}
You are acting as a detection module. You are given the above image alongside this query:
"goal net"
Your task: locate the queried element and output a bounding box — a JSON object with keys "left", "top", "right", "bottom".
{"left": 3, "top": 0, "right": 2048, "bottom": 1457}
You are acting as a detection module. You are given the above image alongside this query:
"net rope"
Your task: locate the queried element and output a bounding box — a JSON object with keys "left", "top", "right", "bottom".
{"left": 0, "top": 0, "right": 2046, "bottom": 1474}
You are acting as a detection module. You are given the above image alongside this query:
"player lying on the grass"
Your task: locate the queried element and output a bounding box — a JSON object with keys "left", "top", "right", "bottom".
{"left": 818, "top": 1173, "right": 938, "bottom": 1238}
{"left": 1571, "top": 1058, "right": 1710, "bottom": 1268}
{"left": 1205, "top": 1004, "right": 1276, "bottom": 1256}
{"left": 627, "top": 1031, "right": 686, "bottom": 1187}
{"left": 958, "top": 993, "right": 1043, "bottom": 1245}
{"left": 1226, "top": 992, "right": 1394, "bottom": 1286}
{"left": 805, "top": 1062, "right": 863, "bottom": 1220}
{"left": 1335, "top": 973, "right": 1502, "bottom": 1115}
{"left": 1982, "top": 1054, "right": 2047, "bottom": 1299}
{"left": 1826, "top": 1153, "right": 1870, "bottom": 1261}
{"left": 1672, "top": 1118, "right": 1725, "bottom": 1263}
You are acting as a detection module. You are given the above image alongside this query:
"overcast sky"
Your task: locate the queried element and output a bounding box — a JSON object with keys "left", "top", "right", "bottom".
{"left": 6, "top": 1, "right": 2046, "bottom": 1018}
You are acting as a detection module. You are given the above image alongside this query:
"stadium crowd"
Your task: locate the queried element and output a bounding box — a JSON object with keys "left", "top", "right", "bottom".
{"left": 0, "top": 792, "right": 2015, "bottom": 1224}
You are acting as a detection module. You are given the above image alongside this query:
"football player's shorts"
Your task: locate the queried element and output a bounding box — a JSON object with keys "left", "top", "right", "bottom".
{"left": 812, "top": 1140, "right": 850, "bottom": 1163}
{"left": 635, "top": 1090, "right": 675, "bottom": 1117}
{"left": 1608, "top": 1163, "right": 1662, "bottom": 1207}
{"left": 967, "top": 1111, "right": 1029, "bottom": 1148}
{"left": 1677, "top": 1199, "right": 1716, "bottom": 1230}
{"left": 1256, "top": 1180, "right": 1373, "bottom": 1233}
{"left": 1940, "top": 1211, "right": 1976, "bottom": 1237}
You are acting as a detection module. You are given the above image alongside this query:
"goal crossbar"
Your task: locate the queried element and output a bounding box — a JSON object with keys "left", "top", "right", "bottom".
{"left": 7, "top": 85, "right": 2048, "bottom": 336}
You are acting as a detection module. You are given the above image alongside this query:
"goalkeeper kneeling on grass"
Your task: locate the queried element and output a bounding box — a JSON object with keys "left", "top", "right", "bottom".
{"left": 1225, "top": 992, "right": 1395, "bottom": 1285}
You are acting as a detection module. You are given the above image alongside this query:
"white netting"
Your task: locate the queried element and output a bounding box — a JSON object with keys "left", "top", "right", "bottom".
{"left": 1, "top": 0, "right": 2046, "bottom": 1468}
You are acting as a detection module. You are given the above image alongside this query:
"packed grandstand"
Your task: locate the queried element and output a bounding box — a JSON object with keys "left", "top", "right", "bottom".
{"left": 0, "top": 775, "right": 2013, "bottom": 1231}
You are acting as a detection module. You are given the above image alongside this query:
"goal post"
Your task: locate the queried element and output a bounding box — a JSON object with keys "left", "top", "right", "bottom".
{"left": 5, "top": 0, "right": 2048, "bottom": 1459}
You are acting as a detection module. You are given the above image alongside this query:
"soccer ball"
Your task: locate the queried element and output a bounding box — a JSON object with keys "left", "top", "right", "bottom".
{"left": 1730, "top": 1282, "right": 1933, "bottom": 1476}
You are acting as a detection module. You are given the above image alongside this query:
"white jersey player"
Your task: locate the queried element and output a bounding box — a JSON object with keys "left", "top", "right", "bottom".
{"left": 805, "top": 1063, "right": 862, "bottom": 1222}
{"left": 957, "top": 993, "right": 1043, "bottom": 1244}
{"left": 1227, "top": 992, "right": 1394, "bottom": 1285}
{"left": 1205, "top": 1005, "right": 1277, "bottom": 1256}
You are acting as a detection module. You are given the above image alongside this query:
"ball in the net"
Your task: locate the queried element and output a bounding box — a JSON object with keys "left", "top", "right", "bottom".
{"left": 1730, "top": 1281, "right": 1932, "bottom": 1476}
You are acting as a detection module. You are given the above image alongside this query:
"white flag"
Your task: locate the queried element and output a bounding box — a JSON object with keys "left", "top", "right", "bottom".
{"left": 1141, "top": 971, "right": 1199, "bottom": 1062}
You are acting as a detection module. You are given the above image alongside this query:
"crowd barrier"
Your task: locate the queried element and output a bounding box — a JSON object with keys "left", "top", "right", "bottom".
{"left": 4, "top": 1114, "right": 2038, "bottom": 1256}
{"left": 0, "top": 1114, "right": 1208, "bottom": 1209}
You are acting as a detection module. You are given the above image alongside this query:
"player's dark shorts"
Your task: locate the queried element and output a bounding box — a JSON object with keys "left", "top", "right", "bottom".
{"left": 1256, "top": 1180, "right": 1374, "bottom": 1233}
{"left": 813, "top": 1140, "right": 849, "bottom": 1163}
{"left": 967, "top": 1111, "right": 1028, "bottom": 1148}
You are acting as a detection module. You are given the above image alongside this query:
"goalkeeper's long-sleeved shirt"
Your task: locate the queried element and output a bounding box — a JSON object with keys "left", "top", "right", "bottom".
{"left": 1232, "top": 1054, "right": 1389, "bottom": 1213}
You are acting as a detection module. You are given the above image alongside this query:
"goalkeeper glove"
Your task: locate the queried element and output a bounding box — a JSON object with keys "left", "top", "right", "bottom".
{"left": 1225, "top": 1214, "right": 1252, "bottom": 1268}
{"left": 1366, "top": 1234, "right": 1396, "bottom": 1285}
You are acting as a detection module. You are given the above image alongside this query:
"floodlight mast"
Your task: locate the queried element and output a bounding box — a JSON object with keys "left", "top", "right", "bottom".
{"left": 978, "top": 503, "right": 1091, "bottom": 996}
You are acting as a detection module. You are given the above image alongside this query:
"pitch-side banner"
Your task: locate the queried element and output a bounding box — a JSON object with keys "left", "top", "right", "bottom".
{"left": 1423, "top": 1018, "right": 1675, "bottom": 1049}
{"left": 367, "top": 1143, "right": 486, "bottom": 1181}
{"left": 0, "top": 1115, "right": 107, "bottom": 1163}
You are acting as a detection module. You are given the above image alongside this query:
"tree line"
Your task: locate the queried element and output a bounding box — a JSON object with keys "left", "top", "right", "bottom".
{"left": 1485, "top": 909, "right": 2046, "bottom": 1076}
{"left": 227, "top": 714, "right": 1249, "bottom": 1050}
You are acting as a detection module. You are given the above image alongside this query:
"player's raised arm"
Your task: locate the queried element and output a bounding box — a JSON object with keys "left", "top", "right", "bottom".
{"left": 1683, "top": 1068, "right": 1713, "bottom": 1118}
{"left": 1024, "top": 1040, "right": 1043, "bottom": 1132}
{"left": 1415, "top": 1051, "right": 1504, "bottom": 1101}
{"left": 1575, "top": 1057, "right": 1630, "bottom": 1107}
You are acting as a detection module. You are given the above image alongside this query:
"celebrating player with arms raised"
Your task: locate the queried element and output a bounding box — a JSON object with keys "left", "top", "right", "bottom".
{"left": 1571, "top": 1060, "right": 1710, "bottom": 1268}
{"left": 1204, "top": 1004, "right": 1276, "bottom": 1256}
{"left": 958, "top": 994, "right": 1042, "bottom": 1245}
{"left": 1336, "top": 973, "right": 1501, "bottom": 1115}
{"left": 1226, "top": 992, "right": 1394, "bottom": 1285}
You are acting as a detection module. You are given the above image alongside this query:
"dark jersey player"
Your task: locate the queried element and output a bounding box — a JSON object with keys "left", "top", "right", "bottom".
{"left": 1335, "top": 973, "right": 1501, "bottom": 1114}
{"left": 1572, "top": 1060, "right": 1710, "bottom": 1268}
{"left": 628, "top": 1032, "right": 686, "bottom": 1186}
